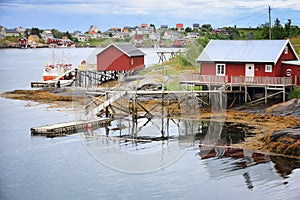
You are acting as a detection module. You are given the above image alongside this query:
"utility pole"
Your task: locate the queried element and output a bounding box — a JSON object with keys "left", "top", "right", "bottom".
{"left": 268, "top": 6, "right": 272, "bottom": 40}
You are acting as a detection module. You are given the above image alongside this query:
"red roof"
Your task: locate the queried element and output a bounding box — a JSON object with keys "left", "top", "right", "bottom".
{"left": 176, "top": 23, "right": 184, "bottom": 28}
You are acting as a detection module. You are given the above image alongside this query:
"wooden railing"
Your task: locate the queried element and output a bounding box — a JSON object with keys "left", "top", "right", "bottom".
{"left": 179, "top": 73, "right": 228, "bottom": 84}
{"left": 179, "top": 72, "right": 293, "bottom": 86}
{"left": 231, "top": 76, "right": 292, "bottom": 86}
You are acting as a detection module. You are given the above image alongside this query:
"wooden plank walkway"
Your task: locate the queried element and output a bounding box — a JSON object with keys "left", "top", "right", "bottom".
{"left": 31, "top": 79, "right": 74, "bottom": 88}
{"left": 31, "top": 118, "right": 111, "bottom": 137}
{"left": 93, "top": 91, "right": 127, "bottom": 115}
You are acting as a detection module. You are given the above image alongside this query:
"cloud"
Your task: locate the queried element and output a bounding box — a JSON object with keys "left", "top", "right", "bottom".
{"left": 1, "top": 0, "right": 299, "bottom": 30}
{"left": 1, "top": 0, "right": 299, "bottom": 15}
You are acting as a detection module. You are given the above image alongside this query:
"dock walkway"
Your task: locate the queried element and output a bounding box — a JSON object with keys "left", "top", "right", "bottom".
{"left": 31, "top": 118, "right": 111, "bottom": 137}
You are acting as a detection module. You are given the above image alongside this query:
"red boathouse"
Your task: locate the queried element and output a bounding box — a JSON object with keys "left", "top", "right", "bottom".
{"left": 196, "top": 39, "right": 300, "bottom": 86}
{"left": 97, "top": 43, "right": 145, "bottom": 71}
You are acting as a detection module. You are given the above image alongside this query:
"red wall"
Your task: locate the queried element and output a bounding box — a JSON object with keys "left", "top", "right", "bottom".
{"left": 97, "top": 46, "right": 144, "bottom": 71}
{"left": 201, "top": 63, "right": 215, "bottom": 75}
{"left": 282, "top": 64, "right": 300, "bottom": 86}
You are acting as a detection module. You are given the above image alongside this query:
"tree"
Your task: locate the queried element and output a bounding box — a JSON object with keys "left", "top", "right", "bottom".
{"left": 51, "top": 29, "right": 62, "bottom": 38}
{"left": 201, "top": 24, "right": 212, "bottom": 31}
{"left": 285, "top": 19, "right": 292, "bottom": 37}
{"left": 185, "top": 27, "right": 192, "bottom": 33}
{"left": 255, "top": 23, "right": 270, "bottom": 39}
{"left": 63, "top": 31, "right": 73, "bottom": 40}
{"left": 224, "top": 26, "right": 240, "bottom": 40}
{"left": 284, "top": 19, "right": 300, "bottom": 38}
{"left": 30, "top": 27, "right": 42, "bottom": 37}
{"left": 272, "top": 18, "right": 287, "bottom": 39}
{"left": 150, "top": 24, "right": 156, "bottom": 31}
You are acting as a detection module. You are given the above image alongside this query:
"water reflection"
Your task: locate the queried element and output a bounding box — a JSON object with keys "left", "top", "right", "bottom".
{"left": 80, "top": 117, "right": 259, "bottom": 173}
{"left": 198, "top": 145, "right": 300, "bottom": 189}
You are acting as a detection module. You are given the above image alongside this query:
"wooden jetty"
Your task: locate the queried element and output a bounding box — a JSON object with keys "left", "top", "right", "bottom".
{"left": 31, "top": 80, "right": 56, "bottom": 88}
{"left": 179, "top": 73, "right": 294, "bottom": 105}
{"left": 31, "top": 79, "right": 74, "bottom": 88}
{"left": 31, "top": 118, "right": 111, "bottom": 137}
{"left": 31, "top": 68, "right": 77, "bottom": 88}
{"left": 157, "top": 50, "right": 182, "bottom": 64}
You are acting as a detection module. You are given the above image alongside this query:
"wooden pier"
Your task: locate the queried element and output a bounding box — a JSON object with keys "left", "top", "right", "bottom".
{"left": 157, "top": 50, "right": 182, "bottom": 64}
{"left": 31, "top": 118, "right": 112, "bottom": 137}
{"left": 179, "top": 73, "right": 294, "bottom": 105}
{"left": 31, "top": 79, "right": 74, "bottom": 88}
{"left": 31, "top": 81, "right": 56, "bottom": 88}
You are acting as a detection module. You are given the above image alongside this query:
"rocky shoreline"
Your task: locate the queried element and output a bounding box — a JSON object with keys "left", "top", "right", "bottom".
{"left": 1, "top": 88, "right": 300, "bottom": 159}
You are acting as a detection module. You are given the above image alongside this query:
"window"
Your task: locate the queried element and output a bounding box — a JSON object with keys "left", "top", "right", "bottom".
{"left": 131, "top": 58, "right": 134, "bottom": 65}
{"left": 284, "top": 46, "right": 288, "bottom": 54}
{"left": 216, "top": 64, "right": 225, "bottom": 76}
{"left": 265, "top": 64, "right": 272, "bottom": 72}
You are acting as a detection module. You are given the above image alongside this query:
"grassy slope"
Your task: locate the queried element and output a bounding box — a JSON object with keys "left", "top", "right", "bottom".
{"left": 290, "top": 36, "right": 300, "bottom": 57}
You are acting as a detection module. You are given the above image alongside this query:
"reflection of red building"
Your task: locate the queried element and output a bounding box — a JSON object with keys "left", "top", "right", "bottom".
{"left": 199, "top": 144, "right": 270, "bottom": 165}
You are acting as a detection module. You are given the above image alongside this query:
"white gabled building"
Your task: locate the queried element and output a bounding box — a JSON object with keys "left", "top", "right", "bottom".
{"left": 41, "top": 30, "right": 54, "bottom": 40}
{"left": 162, "top": 30, "right": 180, "bottom": 40}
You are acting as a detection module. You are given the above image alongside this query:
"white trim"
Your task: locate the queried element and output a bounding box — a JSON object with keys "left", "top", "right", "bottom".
{"left": 284, "top": 46, "right": 288, "bottom": 54}
{"left": 265, "top": 64, "right": 272, "bottom": 72}
{"left": 276, "top": 39, "right": 300, "bottom": 64}
{"left": 216, "top": 63, "right": 226, "bottom": 76}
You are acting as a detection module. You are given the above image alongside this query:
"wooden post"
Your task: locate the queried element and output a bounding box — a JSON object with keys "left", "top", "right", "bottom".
{"left": 265, "top": 86, "right": 268, "bottom": 104}
{"left": 283, "top": 87, "right": 286, "bottom": 102}
{"left": 245, "top": 85, "right": 248, "bottom": 103}
{"left": 105, "top": 92, "right": 109, "bottom": 117}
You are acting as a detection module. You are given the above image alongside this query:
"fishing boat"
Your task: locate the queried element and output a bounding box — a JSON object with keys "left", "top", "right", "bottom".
{"left": 42, "top": 51, "right": 76, "bottom": 82}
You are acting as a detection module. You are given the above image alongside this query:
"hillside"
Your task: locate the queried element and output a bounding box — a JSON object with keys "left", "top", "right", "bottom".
{"left": 290, "top": 36, "right": 300, "bottom": 57}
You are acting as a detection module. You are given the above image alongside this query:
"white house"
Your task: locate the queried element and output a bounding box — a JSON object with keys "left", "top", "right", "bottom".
{"left": 163, "top": 30, "right": 180, "bottom": 40}
{"left": 41, "top": 30, "right": 54, "bottom": 40}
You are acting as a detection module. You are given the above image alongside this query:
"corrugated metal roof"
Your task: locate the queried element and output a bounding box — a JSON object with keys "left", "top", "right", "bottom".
{"left": 196, "top": 39, "right": 294, "bottom": 64}
{"left": 113, "top": 43, "right": 146, "bottom": 57}
{"left": 97, "top": 43, "right": 146, "bottom": 58}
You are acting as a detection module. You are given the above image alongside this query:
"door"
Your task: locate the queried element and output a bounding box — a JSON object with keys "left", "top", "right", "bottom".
{"left": 245, "top": 64, "right": 254, "bottom": 77}
{"left": 245, "top": 64, "right": 254, "bottom": 82}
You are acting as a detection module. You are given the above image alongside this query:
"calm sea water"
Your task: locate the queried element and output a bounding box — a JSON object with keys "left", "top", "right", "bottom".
{"left": 0, "top": 48, "right": 300, "bottom": 200}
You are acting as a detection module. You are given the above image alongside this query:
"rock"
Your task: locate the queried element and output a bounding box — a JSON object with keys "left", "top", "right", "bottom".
{"left": 265, "top": 99, "right": 300, "bottom": 117}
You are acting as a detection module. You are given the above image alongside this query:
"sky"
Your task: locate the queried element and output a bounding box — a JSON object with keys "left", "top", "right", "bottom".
{"left": 0, "top": 0, "right": 300, "bottom": 32}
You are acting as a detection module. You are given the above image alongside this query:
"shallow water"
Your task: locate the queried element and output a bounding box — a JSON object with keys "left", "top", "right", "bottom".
{"left": 0, "top": 48, "right": 300, "bottom": 200}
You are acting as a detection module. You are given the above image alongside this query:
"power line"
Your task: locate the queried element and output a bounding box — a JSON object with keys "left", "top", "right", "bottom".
{"left": 216, "top": 8, "right": 267, "bottom": 28}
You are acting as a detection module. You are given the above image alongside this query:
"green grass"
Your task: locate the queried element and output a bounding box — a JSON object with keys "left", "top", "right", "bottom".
{"left": 290, "top": 36, "right": 300, "bottom": 57}
{"left": 288, "top": 86, "right": 300, "bottom": 99}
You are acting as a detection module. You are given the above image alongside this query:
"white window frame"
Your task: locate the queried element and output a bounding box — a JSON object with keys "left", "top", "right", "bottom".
{"left": 265, "top": 64, "right": 272, "bottom": 72}
{"left": 216, "top": 63, "right": 226, "bottom": 76}
{"left": 131, "top": 58, "right": 134, "bottom": 65}
{"left": 284, "top": 46, "right": 288, "bottom": 54}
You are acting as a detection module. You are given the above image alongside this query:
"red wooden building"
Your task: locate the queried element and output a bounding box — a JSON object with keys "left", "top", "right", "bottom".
{"left": 196, "top": 39, "right": 300, "bottom": 86}
{"left": 97, "top": 43, "right": 145, "bottom": 71}
{"left": 18, "top": 37, "right": 28, "bottom": 48}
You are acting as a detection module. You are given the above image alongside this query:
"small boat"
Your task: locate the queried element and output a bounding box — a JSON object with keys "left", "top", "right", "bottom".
{"left": 42, "top": 51, "right": 76, "bottom": 82}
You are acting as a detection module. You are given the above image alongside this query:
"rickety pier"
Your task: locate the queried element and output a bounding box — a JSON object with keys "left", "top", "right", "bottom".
{"left": 179, "top": 73, "right": 294, "bottom": 104}
{"left": 31, "top": 118, "right": 112, "bottom": 137}
{"left": 157, "top": 49, "right": 183, "bottom": 64}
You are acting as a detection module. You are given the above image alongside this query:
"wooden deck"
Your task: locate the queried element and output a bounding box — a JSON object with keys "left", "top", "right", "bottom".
{"left": 179, "top": 73, "right": 294, "bottom": 104}
{"left": 31, "top": 118, "right": 111, "bottom": 137}
{"left": 179, "top": 73, "right": 293, "bottom": 88}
